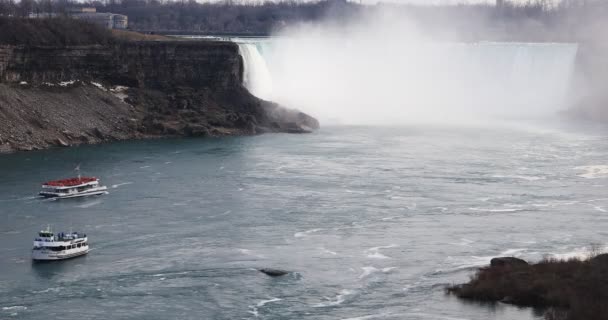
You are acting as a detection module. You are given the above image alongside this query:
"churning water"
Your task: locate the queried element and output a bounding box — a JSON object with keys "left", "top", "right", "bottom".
{"left": 2, "top": 124, "right": 608, "bottom": 319}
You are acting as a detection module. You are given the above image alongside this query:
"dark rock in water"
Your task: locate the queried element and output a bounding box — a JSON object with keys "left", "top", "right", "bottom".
{"left": 259, "top": 268, "right": 289, "bottom": 277}
{"left": 490, "top": 257, "right": 528, "bottom": 267}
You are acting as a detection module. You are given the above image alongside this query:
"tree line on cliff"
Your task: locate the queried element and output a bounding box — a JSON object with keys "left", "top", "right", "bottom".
{"left": 0, "top": 16, "right": 115, "bottom": 45}
{"left": 0, "top": 0, "right": 606, "bottom": 41}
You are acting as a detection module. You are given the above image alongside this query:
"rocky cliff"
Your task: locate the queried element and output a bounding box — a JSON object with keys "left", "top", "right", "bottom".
{"left": 0, "top": 41, "right": 319, "bottom": 153}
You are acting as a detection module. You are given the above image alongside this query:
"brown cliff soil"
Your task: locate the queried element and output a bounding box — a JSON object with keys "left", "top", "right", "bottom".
{"left": 447, "top": 254, "right": 608, "bottom": 320}
{"left": 0, "top": 81, "right": 318, "bottom": 153}
{"left": 0, "top": 83, "right": 140, "bottom": 152}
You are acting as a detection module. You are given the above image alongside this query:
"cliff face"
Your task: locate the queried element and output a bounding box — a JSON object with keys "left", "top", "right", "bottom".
{"left": 0, "top": 41, "right": 318, "bottom": 153}
{"left": 0, "top": 42, "right": 242, "bottom": 89}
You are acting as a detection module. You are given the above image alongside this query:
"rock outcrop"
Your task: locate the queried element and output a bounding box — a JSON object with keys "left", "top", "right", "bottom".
{"left": 0, "top": 41, "right": 319, "bottom": 153}
{"left": 489, "top": 257, "right": 528, "bottom": 267}
{"left": 258, "top": 268, "right": 290, "bottom": 277}
{"left": 447, "top": 255, "right": 608, "bottom": 320}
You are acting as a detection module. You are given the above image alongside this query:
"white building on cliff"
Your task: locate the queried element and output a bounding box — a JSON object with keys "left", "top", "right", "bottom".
{"left": 69, "top": 8, "right": 128, "bottom": 30}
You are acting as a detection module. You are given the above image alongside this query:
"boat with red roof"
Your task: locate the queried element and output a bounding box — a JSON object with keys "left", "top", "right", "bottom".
{"left": 39, "top": 176, "right": 108, "bottom": 199}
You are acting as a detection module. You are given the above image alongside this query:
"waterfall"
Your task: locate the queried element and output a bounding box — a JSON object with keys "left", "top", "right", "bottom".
{"left": 238, "top": 43, "right": 273, "bottom": 100}
{"left": 237, "top": 39, "right": 578, "bottom": 124}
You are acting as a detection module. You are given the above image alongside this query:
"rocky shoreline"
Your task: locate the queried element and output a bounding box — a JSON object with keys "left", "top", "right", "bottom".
{"left": 447, "top": 255, "right": 608, "bottom": 320}
{"left": 0, "top": 40, "right": 318, "bottom": 153}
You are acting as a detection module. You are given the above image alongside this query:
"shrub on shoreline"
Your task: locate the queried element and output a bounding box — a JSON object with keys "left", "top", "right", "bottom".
{"left": 447, "top": 254, "right": 608, "bottom": 320}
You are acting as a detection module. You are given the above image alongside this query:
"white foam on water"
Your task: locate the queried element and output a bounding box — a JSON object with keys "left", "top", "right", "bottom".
{"left": 152, "top": 271, "right": 190, "bottom": 277}
{"left": 449, "top": 238, "right": 474, "bottom": 246}
{"left": 248, "top": 297, "right": 282, "bottom": 317}
{"left": 294, "top": 228, "right": 323, "bottom": 238}
{"left": 500, "top": 248, "right": 527, "bottom": 256}
{"left": 237, "top": 248, "right": 265, "bottom": 258}
{"left": 314, "top": 289, "right": 357, "bottom": 307}
{"left": 593, "top": 206, "right": 606, "bottom": 212}
{"left": 2, "top": 306, "right": 27, "bottom": 311}
{"left": 549, "top": 245, "right": 608, "bottom": 261}
{"left": 437, "top": 248, "right": 528, "bottom": 274}
{"left": 380, "top": 216, "right": 399, "bottom": 221}
{"left": 532, "top": 203, "right": 552, "bottom": 207}
{"left": 491, "top": 174, "right": 546, "bottom": 181}
{"left": 172, "top": 202, "right": 190, "bottom": 207}
{"left": 575, "top": 165, "right": 608, "bottom": 179}
{"left": 367, "top": 252, "right": 391, "bottom": 259}
{"left": 139, "top": 165, "right": 151, "bottom": 169}
{"left": 111, "top": 182, "right": 133, "bottom": 188}
{"left": 359, "top": 266, "right": 380, "bottom": 279}
{"left": 320, "top": 247, "right": 337, "bottom": 255}
{"left": 256, "top": 297, "right": 282, "bottom": 307}
{"left": 403, "top": 313, "right": 470, "bottom": 320}
{"left": 365, "top": 244, "right": 398, "bottom": 259}
{"left": 32, "top": 287, "right": 60, "bottom": 294}
{"left": 468, "top": 207, "right": 522, "bottom": 213}
{"left": 75, "top": 199, "right": 102, "bottom": 208}
{"left": 341, "top": 312, "right": 398, "bottom": 320}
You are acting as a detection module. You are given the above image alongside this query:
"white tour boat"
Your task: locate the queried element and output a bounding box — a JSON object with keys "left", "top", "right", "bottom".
{"left": 32, "top": 227, "right": 90, "bottom": 261}
{"left": 39, "top": 176, "right": 108, "bottom": 199}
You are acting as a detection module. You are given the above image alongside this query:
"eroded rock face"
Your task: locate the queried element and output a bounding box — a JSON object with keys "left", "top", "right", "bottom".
{"left": 0, "top": 41, "right": 318, "bottom": 153}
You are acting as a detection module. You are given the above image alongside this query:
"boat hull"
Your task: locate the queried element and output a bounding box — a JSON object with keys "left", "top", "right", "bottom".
{"left": 32, "top": 248, "right": 89, "bottom": 261}
{"left": 39, "top": 187, "right": 108, "bottom": 199}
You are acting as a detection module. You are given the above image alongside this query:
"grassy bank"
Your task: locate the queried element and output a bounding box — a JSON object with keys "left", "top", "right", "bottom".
{"left": 447, "top": 254, "right": 608, "bottom": 320}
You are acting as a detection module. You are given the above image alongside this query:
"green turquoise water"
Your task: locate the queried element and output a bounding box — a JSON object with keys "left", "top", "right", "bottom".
{"left": 1, "top": 124, "right": 608, "bottom": 319}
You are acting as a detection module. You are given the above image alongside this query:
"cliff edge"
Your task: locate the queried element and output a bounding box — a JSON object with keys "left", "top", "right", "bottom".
{"left": 0, "top": 22, "right": 318, "bottom": 153}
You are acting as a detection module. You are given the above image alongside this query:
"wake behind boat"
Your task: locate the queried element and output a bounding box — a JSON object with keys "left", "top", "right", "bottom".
{"left": 32, "top": 227, "right": 89, "bottom": 261}
{"left": 39, "top": 177, "right": 108, "bottom": 199}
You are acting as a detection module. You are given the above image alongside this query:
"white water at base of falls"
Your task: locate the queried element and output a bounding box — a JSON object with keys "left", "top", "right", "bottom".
{"left": 238, "top": 43, "right": 273, "bottom": 100}
{"left": 238, "top": 40, "right": 579, "bottom": 125}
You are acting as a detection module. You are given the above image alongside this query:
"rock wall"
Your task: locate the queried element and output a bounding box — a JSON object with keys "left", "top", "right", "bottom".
{"left": 0, "top": 41, "right": 242, "bottom": 89}
{"left": 0, "top": 40, "right": 318, "bottom": 153}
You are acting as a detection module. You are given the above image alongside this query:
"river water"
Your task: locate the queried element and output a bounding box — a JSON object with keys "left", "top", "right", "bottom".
{"left": 1, "top": 123, "right": 608, "bottom": 319}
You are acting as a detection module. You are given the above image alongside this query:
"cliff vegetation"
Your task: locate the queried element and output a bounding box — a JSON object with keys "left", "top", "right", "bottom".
{"left": 0, "top": 17, "right": 114, "bottom": 46}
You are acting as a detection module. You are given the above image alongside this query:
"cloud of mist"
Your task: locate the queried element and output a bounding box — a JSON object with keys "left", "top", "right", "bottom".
{"left": 254, "top": 10, "right": 578, "bottom": 125}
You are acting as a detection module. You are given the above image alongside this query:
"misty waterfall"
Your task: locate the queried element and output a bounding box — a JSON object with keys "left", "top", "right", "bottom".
{"left": 238, "top": 40, "right": 579, "bottom": 124}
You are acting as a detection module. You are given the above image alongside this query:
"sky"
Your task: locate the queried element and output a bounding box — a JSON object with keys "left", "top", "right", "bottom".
{"left": 366, "top": 0, "right": 557, "bottom": 4}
